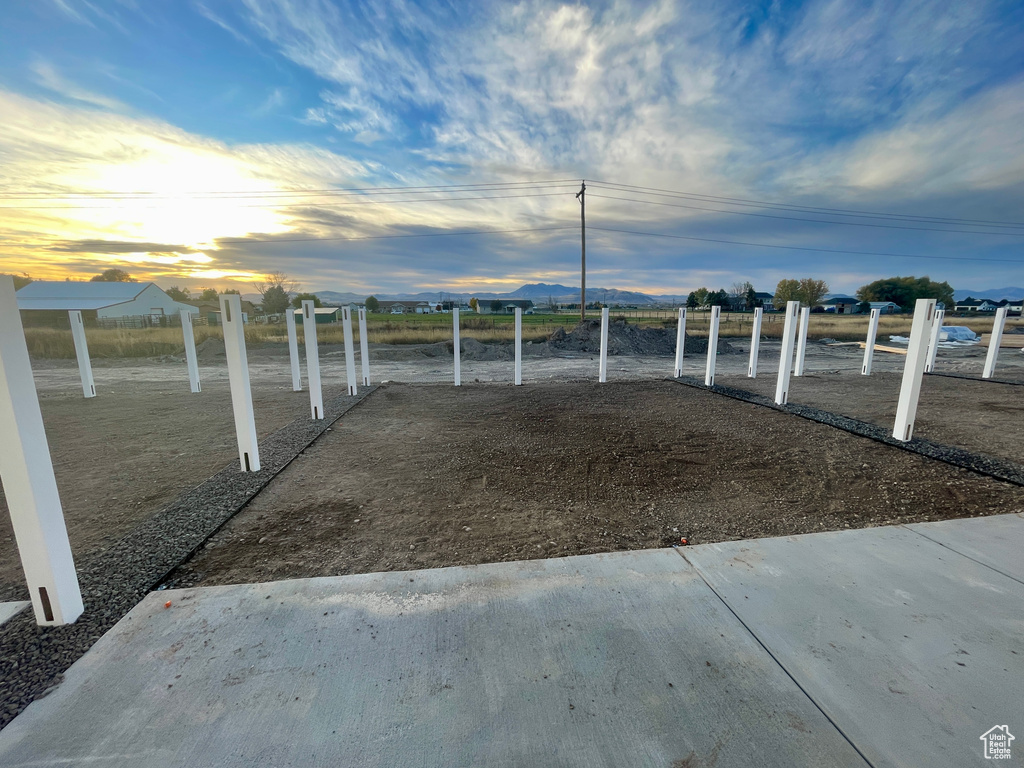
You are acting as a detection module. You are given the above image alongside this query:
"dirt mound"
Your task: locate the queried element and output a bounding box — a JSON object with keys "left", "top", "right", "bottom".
{"left": 195, "top": 337, "right": 225, "bottom": 362}
{"left": 369, "top": 342, "right": 451, "bottom": 361}
{"left": 549, "top": 319, "right": 734, "bottom": 356}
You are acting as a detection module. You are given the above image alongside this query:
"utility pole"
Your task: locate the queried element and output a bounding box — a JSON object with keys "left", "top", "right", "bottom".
{"left": 576, "top": 180, "right": 586, "bottom": 322}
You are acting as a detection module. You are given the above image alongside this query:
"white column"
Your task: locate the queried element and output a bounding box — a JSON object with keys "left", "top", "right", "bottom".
{"left": 747, "top": 307, "right": 763, "bottom": 378}
{"left": 0, "top": 276, "right": 84, "bottom": 626}
{"left": 982, "top": 306, "right": 1008, "bottom": 379}
{"left": 793, "top": 306, "right": 810, "bottom": 376}
{"left": 220, "top": 294, "right": 260, "bottom": 471}
{"left": 302, "top": 300, "right": 324, "bottom": 418}
{"left": 705, "top": 305, "right": 721, "bottom": 386}
{"left": 774, "top": 301, "right": 800, "bottom": 405}
{"left": 68, "top": 310, "right": 95, "bottom": 398}
{"left": 453, "top": 308, "right": 461, "bottom": 387}
{"left": 180, "top": 310, "right": 201, "bottom": 393}
{"left": 673, "top": 307, "right": 687, "bottom": 377}
{"left": 358, "top": 307, "right": 370, "bottom": 386}
{"left": 514, "top": 307, "right": 523, "bottom": 386}
{"left": 342, "top": 306, "right": 358, "bottom": 396}
{"left": 285, "top": 307, "right": 302, "bottom": 392}
{"left": 598, "top": 307, "right": 609, "bottom": 383}
{"left": 893, "top": 299, "right": 937, "bottom": 442}
{"left": 861, "top": 308, "right": 880, "bottom": 375}
{"left": 924, "top": 309, "right": 945, "bottom": 374}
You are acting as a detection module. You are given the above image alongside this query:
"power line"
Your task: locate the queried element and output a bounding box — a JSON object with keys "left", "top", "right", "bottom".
{"left": 588, "top": 180, "right": 1024, "bottom": 229}
{"left": 586, "top": 225, "right": 1024, "bottom": 263}
{"left": 586, "top": 192, "right": 1024, "bottom": 236}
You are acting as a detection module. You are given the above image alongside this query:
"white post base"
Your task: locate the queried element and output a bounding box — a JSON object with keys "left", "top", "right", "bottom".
{"left": 598, "top": 308, "right": 609, "bottom": 383}
{"left": 705, "top": 306, "right": 721, "bottom": 386}
{"left": 774, "top": 301, "right": 800, "bottom": 404}
{"left": 453, "top": 308, "right": 461, "bottom": 387}
{"left": 748, "top": 307, "right": 763, "bottom": 378}
{"left": 0, "top": 276, "right": 84, "bottom": 625}
{"left": 794, "top": 306, "right": 810, "bottom": 376}
{"left": 982, "top": 307, "right": 1008, "bottom": 379}
{"left": 358, "top": 307, "right": 370, "bottom": 386}
{"left": 674, "top": 308, "right": 687, "bottom": 377}
{"left": 862, "top": 309, "right": 880, "bottom": 375}
{"left": 302, "top": 300, "right": 324, "bottom": 418}
{"left": 892, "top": 299, "right": 936, "bottom": 442}
{"left": 221, "top": 294, "right": 260, "bottom": 471}
{"left": 180, "top": 310, "right": 201, "bottom": 393}
{"left": 342, "top": 306, "right": 358, "bottom": 396}
{"left": 68, "top": 310, "right": 95, "bottom": 398}
{"left": 924, "top": 309, "right": 945, "bottom": 374}
{"left": 286, "top": 308, "right": 302, "bottom": 392}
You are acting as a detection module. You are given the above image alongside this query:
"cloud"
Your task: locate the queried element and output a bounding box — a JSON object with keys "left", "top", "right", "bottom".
{"left": 48, "top": 239, "right": 200, "bottom": 254}
{"left": 30, "top": 60, "right": 128, "bottom": 111}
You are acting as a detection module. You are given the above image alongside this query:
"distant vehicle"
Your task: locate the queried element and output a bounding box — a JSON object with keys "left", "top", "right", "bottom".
{"left": 524, "top": 309, "right": 535, "bottom": 315}
{"left": 390, "top": 307, "right": 404, "bottom": 315}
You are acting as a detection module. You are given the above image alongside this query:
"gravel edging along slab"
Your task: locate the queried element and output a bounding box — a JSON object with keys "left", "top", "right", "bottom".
{"left": 673, "top": 376, "right": 1024, "bottom": 487}
{"left": 0, "top": 386, "right": 377, "bottom": 729}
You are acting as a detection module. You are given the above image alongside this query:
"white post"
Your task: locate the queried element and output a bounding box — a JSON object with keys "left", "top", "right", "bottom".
{"left": 180, "top": 310, "right": 201, "bottom": 393}
{"left": 673, "top": 307, "right": 687, "bottom": 377}
{"left": 748, "top": 307, "right": 763, "bottom": 378}
{"left": 453, "top": 308, "right": 461, "bottom": 387}
{"left": 285, "top": 307, "right": 302, "bottom": 392}
{"left": 220, "top": 294, "right": 260, "bottom": 471}
{"left": 68, "top": 310, "right": 95, "bottom": 398}
{"left": 598, "top": 307, "right": 609, "bottom": 383}
{"left": 358, "top": 307, "right": 370, "bottom": 386}
{"left": 861, "top": 308, "right": 880, "bottom": 375}
{"left": 302, "top": 300, "right": 324, "bottom": 418}
{"left": 705, "top": 305, "right": 721, "bottom": 386}
{"left": 793, "top": 306, "right": 810, "bottom": 376}
{"left": 342, "top": 306, "right": 358, "bottom": 396}
{"left": 982, "top": 307, "right": 1008, "bottom": 379}
{"left": 0, "top": 275, "right": 84, "bottom": 626}
{"left": 893, "top": 299, "right": 937, "bottom": 442}
{"left": 774, "top": 301, "right": 800, "bottom": 405}
{"left": 513, "top": 307, "right": 523, "bottom": 385}
{"left": 924, "top": 309, "right": 945, "bottom": 374}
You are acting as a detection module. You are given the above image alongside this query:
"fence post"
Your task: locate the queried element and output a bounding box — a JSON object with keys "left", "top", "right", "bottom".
{"left": 982, "top": 306, "right": 1008, "bottom": 379}
{"left": 68, "top": 310, "right": 95, "bottom": 398}
{"left": 748, "top": 307, "right": 763, "bottom": 378}
{"left": 301, "top": 300, "right": 324, "bottom": 418}
{"left": 0, "top": 276, "right": 84, "bottom": 625}
{"left": 180, "top": 309, "right": 201, "bottom": 393}
{"left": 285, "top": 307, "right": 302, "bottom": 392}
{"left": 774, "top": 301, "right": 800, "bottom": 404}
{"left": 705, "top": 305, "right": 721, "bottom": 386}
{"left": 599, "top": 307, "right": 609, "bottom": 383}
{"left": 453, "top": 308, "right": 461, "bottom": 386}
{"left": 893, "top": 299, "right": 936, "bottom": 441}
{"left": 674, "top": 308, "right": 687, "bottom": 377}
{"left": 220, "top": 294, "right": 261, "bottom": 470}
{"left": 514, "top": 307, "right": 522, "bottom": 386}
{"left": 358, "top": 307, "right": 370, "bottom": 386}
{"left": 794, "top": 306, "right": 810, "bottom": 376}
{"left": 861, "top": 309, "right": 880, "bottom": 375}
{"left": 342, "top": 306, "right": 358, "bottom": 396}
{"left": 924, "top": 308, "right": 945, "bottom": 374}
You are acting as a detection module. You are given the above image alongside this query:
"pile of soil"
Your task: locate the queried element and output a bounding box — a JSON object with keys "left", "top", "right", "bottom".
{"left": 549, "top": 319, "right": 733, "bottom": 356}
{"left": 194, "top": 337, "right": 226, "bottom": 362}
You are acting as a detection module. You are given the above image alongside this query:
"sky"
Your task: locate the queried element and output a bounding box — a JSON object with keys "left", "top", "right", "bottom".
{"left": 1, "top": 0, "right": 1023, "bottom": 298}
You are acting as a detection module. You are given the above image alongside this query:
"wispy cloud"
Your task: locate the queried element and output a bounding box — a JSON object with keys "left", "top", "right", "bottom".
{"left": 31, "top": 59, "right": 128, "bottom": 111}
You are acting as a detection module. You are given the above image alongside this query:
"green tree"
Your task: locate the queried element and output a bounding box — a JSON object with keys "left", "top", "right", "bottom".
{"left": 221, "top": 288, "right": 241, "bottom": 295}
{"left": 773, "top": 279, "right": 801, "bottom": 306}
{"left": 745, "top": 285, "right": 757, "bottom": 310}
{"left": 365, "top": 295, "right": 380, "bottom": 312}
{"left": 6, "top": 273, "right": 33, "bottom": 290}
{"left": 857, "top": 301, "right": 871, "bottom": 314}
{"left": 469, "top": 297, "right": 479, "bottom": 311}
{"left": 798, "top": 278, "right": 830, "bottom": 308}
{"left": 291, "top": 292, "right": 322, "bottom": 309}
{"left": 90, "top": 268, "right": 135, "bottom": 282}
{"left": 856, "top": 276, "right": 954, "bottom": 310}
{"left": 686, "top": 292, "right": 698, "bottom": 310}
{"left": 198, "top": 287, "right": 219, "bottom": 301}
{"left": 707, "top": 289, "right": 729, "bottom": 307}
{"left": 261, "top": 285, "right": 291, "bottom": 314}
{"left": 165, "top": 285, "right": 190, "bottom": 301}
{"left": 489, "top": 299, "right": 502, "bottom": 313}
{"left": 692, "top": 287, "right": 709, "bottom": 307}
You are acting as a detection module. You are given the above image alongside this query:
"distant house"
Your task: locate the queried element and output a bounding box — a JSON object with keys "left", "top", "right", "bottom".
{"left": 753, "top": 292, "right": 775, "bottom": 311}
{"left": 376, "top": 300, "right": 434, "bottom": 315}
{"left": 476, "top": 299, "right": 535, "bottom": 315}
{"left": 293, "top": 307, "right": 341, "bottom": 324}
{"left": 183, "top": 298, "right": 257, "bottom": 325}
{"left": 868, "top": 301, "right": 902, "bottom": 314}
{"left": 821, "top": 296, "right": 860, "bottom": 314}
{"left": 16, "top": 281, "right": 197, "bottom": 327}
{"left": 954, "top": 298, "right": 1001, "bottom": 312}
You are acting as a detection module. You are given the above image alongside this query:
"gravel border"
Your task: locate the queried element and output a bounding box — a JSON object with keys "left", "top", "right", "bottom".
{"left": 672, "top": 376, "right": 1024, "bottom": 487}
{"left": 925, "top": 371, "right": 1024, "bottom": 387}
{"left": 0, "top": 386, "right": 376, "bottom": 729}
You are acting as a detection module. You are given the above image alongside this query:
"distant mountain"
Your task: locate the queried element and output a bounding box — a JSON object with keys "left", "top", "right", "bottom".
{"left": 505, "top": 283, "right": 578, "bottom": 299}
{"left": 953, "top": 287, "right": 1024, "bottom": 301}
{"left": 310, "top": 283, "right": 663, "bottom": 306}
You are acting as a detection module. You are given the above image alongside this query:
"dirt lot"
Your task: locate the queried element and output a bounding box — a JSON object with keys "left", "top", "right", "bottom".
{"left": 168, "top": 380, "right": 1023, "bottom": 589}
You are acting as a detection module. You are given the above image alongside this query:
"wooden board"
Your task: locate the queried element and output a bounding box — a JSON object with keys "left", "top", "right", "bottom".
{"left": 857, "top": 342, "right": 908, "bottom": 354}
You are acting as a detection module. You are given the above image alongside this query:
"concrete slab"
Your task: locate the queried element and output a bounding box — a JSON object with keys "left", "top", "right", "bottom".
{"left": 684, "top": 524, "right": 1024, "bottom": 768}
{"left": 906, "top": 513, "right": 1024, "bottom": 585}
{"left": 0, "top": 550, "right": 866, "bottom": 768}
{"left": 0, "top": 601, "right": 28, "bottom": 627}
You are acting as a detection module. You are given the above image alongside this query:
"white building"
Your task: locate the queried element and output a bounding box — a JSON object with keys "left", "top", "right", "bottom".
{"left": 16, "top": 281, "right": 197, "bottom": 321}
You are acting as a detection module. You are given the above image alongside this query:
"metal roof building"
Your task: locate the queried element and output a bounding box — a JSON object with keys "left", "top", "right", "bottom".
{"left": 15, "top": 281, "right": 197, "bottom": 318}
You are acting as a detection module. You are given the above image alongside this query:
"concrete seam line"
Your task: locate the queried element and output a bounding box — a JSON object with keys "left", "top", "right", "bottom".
{"left": 900, "top": 523, "right": 1024, "bottom": 588}
{"left": 673, "top": 547, "right": 878, "bottom": 768}
{"left": 669, "top": 377, "right": 1024, "bottom": 487}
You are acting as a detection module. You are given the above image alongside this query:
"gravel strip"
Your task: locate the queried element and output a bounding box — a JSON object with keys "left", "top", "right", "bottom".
{"left": 925, "top": 371, "right": 1024, "bottom": 387}
{"left": 673, "top": 376, "right": 1024, "bottom": 487}
{"left": 0, "top": 387, "right": 376, "bottom": 729}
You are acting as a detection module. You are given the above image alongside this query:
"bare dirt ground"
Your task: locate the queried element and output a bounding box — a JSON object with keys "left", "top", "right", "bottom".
{"left": 168, "top": 380, "right": 1023, "bottom": 589}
